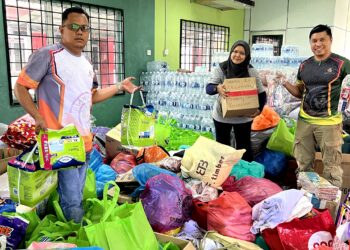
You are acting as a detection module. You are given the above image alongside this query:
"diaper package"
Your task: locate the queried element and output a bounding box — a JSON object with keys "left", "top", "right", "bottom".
{"left": 38, "top": 125, "right": 86, "bottom": 170}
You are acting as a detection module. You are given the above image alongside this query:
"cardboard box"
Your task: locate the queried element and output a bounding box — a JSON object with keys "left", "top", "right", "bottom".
{"left": 155, "top": 232, "right": 196, "bottom": 250}
{"left": 105, "top": 125, "right": 139, "bottom": 160}
{"left": 221, "top": 77, "right": 259, "bottom": 117}
{"left": 314, "top": 152, "right": 350, "bottom": 203}
{"left": 0, "top": 148, "right": 21, "bottom": 175}
{"left": 305, "top": 189, "right": 342, "bottom": 222}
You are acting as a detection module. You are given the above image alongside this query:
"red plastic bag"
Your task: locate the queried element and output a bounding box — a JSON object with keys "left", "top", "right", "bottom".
{"left": 222, "top": 176, "right": 283, "bottom": 206}
{"left": 262, "top": 228, "right": 284, "bottom": 250}
{"left": 110, "top": 152, "right": 137, "bottom": 174}
{"left": 263, "top": 209, "right": 336, "bottom": 250}
{"left": 192, "top": 192, "right": 255, "bottom": 242}
{"left": 136, "top": 145, "right": 169, "bottom": 164}
{"left": 0, "top": 114, "right": 36, "bottom": 150}
{"left": 207, "top": 192, "right": 255, "bottom": 242}
{"left": 191, "top": 199, "right": 209, "bottom": 230}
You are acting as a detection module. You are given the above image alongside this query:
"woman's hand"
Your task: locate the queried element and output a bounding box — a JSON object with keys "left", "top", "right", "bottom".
{"left": 217, "top": 84, "right": 228, "bottom": 97}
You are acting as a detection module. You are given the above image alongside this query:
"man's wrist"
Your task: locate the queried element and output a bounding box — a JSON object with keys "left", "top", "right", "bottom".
{"left": 115, "top": 82, "right": 123, "bottom": 92}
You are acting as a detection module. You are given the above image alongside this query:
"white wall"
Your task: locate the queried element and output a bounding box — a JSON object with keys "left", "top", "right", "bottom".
{"left": 334, "top": 0, "right": 350, "bottom": 58}
{"left": 244, "top": 0, "right": 350, "bottom": 58}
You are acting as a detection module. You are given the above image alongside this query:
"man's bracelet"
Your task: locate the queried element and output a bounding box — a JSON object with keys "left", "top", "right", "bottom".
{"left": 115, "top": 82, "right": 122, "bottom": 92}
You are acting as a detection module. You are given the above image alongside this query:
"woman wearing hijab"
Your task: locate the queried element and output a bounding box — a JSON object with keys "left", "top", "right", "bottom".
{"left": 206, "top": 40, "right": 266, "bottom": 161}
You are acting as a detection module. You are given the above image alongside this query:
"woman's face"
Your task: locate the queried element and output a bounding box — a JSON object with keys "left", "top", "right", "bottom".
{"left": 230, "top": 45, "right": 246, "bottom": 64}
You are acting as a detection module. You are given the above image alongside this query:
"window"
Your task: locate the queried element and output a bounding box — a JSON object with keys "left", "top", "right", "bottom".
{"left": 180, "top": 19, "right": 229, "bottom": 72}
{"left": 3, "top": 0, "right": 125, "bottom": 105}
{"left": 252, "top": 35, "right": 283, "bottom": 56}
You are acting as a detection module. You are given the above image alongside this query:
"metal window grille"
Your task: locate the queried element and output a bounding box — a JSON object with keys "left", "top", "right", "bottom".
{"left": 3, "top": 0, "right": 125, "bottom": 105}
{"left": 180, "top": 19, "right": 229, "bottom": 72}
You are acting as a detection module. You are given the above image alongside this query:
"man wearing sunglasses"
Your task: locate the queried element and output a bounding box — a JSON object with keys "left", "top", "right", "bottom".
{"left": 14, "top": 6, "right": 141, "bottom": 223}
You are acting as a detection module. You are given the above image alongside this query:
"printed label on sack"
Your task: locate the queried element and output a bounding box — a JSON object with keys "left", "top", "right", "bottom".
{"left": 308, "top": 231, "right": 333, "bottom": 249}
{"left": 41, "top": 134, "right": 51, "bottom": 170}
{"left": 211, "top": 156, "right": 224, "bottom": 181}
{"left": 0, "top": 225, "right": 13, "bottom": 237}
{"left": 195, "top": 156, "right": 225, "bottom": 185}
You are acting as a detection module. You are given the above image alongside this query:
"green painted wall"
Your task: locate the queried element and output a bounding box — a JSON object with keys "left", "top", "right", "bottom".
{"left": 154, "top": 0, "right": 245, "bottom": 70}
{"left": 0, "top": 0, "right": 154, "bottom": 127}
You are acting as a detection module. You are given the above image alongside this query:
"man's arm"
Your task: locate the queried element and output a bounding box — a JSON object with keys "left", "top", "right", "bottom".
{"left": 14, "top": 83, "right": 47, "bottom": 134}
{"left": 283, "top": 81, "right": 304, "bottom": 99}
{"left": 92, "top": 77, "right": 141, "bottom": 104}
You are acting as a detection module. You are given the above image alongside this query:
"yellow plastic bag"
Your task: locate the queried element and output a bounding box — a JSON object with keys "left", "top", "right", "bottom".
{"left": 180, "top": 136, "right": 245, "bottom": 187}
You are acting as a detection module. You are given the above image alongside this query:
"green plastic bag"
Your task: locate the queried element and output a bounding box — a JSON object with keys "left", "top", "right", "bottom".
{"left": 37, "top": 124, "right": 86, "bottom": 170}
{"left": 26, "top": 214, "right": 89, "bottom": 247}
{"left": 83, "top": 168, "right": 97, "bottom": 200}
{"left": 160, "top": 242, "right": 181, "bottom": 250}
{"left": 83, "top": 182, "right": 158, "bottom": 250}
{"left": 230, "top": 160, "right": 265, "bottom": 180}
{"left": 121, "top": 92, "right": 157, "bottom": 147}
{"left": 83, "top": 181, "right": 119, "bottom": 224}
{"left": 266, "top": 118, "right": 296, "bottom": 156}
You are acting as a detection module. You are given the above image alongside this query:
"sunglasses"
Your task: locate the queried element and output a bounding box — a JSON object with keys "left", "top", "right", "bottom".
{"left": 62, "top": 23, "right": 90, "bottom": 32}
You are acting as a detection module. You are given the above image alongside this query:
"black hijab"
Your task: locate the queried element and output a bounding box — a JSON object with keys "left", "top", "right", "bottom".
{"left": 219, "top": 40, "right": 251, "bottom": 79}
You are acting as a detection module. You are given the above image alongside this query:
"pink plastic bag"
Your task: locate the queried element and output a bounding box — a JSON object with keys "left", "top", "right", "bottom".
{"left": 222, "top": 176, "right": 282, "bottom": 206}
{"left": 140, "top": 174, "right": 193, "bottom": 233}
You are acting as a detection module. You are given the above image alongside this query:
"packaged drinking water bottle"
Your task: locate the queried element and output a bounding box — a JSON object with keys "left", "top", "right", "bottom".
{"left": 339, "top": 75, "right": 350, "bottom": 112}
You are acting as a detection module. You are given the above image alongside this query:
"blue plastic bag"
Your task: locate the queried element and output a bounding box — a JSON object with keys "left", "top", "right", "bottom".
{"left": 88, "top": 148, "right": 116, "bottom": 198}
{"left": 255, "top": 149, "right": 287, "bottom": 178}
{"left": 131, "top": 163, "right": 177, "bottom": 197}
{"left": 0, "top": 199, "right": 17, "bottom": 214}
{"left": 94, "top": 164, "right": 117, "bottom": 198}
{"left": 89, "top": 148, "right": 103, "bottom": 173}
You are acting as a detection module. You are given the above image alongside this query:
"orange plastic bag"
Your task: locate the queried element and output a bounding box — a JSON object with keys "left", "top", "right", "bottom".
{"left": 252, "top": 106, "right": 280, "bottom": 131}
{"left": 136, "top": 145, "right": 169, "bottom": 164}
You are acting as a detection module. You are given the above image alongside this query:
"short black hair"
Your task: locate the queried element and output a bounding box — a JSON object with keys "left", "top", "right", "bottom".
{"left": 62, "top": 6, "right": 89, "bottom": 24}
{"left": 309, "top": 24, "right": 332, "bottom": 39}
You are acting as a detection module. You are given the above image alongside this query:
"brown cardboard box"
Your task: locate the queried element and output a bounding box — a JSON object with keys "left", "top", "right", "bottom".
{"left": 304, "top": 189, "right": 341, "bottom": 222}
{"left": 105, "top": 125, "right": 139, "bottom": 160}
{"left": 0, "top": 148, "right": 21, "bottom": 175}
{"left": 314, "top": 152, "right": 350, "bottom": 203}
{"left": 221, "top": 77, "right": 259, "bottom": 117}
{"left": 155, "top": 232, "right": 196, "bottom": 250}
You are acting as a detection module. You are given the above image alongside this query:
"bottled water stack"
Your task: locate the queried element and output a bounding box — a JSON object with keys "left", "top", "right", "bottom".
{"left": 139, "top": 71, "right": 215, "bottom": 134}
{"left": 251, "top": 44, "right": 307, "bottom": 70}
